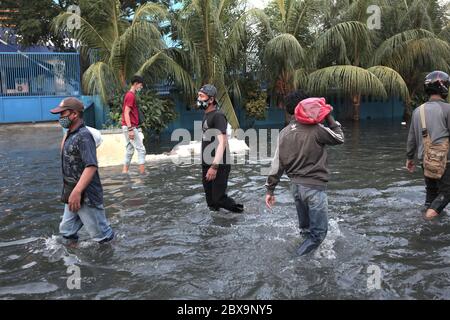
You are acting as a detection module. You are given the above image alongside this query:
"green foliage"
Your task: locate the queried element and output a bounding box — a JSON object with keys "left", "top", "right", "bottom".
{"left": 239, "top": 78, "right": 267, "bottom": 120}
{"left": 53, "top": 0, "right": 195, "bottom": 105}
{"left": 171, "top": 0, "right": 247, "bottom": 128}
{"left": 104, "top": 89, "right": 125, "bottom": 129}
{"left": 1, "top": 0, "right": 77, "bottom": 49}
{"left": 244, "top": 92, "right": 268, "bottom": 120}
{"left": 13, "top": 0, "right": 448, "bottom": 123}
{"left": 106, "top": 90, "right": 177, "bottom": 135}
{"left": 137, "top": 90, "right": 177, "bottom": 134}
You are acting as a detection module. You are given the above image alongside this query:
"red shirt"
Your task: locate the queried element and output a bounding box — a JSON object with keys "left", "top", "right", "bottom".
{"left": 121, "top": 91, "right": 139, "bottom": 127}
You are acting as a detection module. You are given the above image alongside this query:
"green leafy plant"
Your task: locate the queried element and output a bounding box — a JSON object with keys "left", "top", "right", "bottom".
{"left": 244, "top": 91, "right": 268, "bottom": 120}
{"left": 239, "top": 77, "right": 268, "bottom": 120}
{"left": 103, "top": 89, "right": 124, "bottom": 129}
{"left": 137, "top": 90, "right": 177, "bottom": 135}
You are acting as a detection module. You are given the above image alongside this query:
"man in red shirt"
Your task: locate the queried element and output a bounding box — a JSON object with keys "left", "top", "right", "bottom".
{"left": 121, "top": 75, "right": 146, "bottom": 174}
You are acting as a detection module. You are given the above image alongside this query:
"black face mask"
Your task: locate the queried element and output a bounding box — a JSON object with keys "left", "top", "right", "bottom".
{"left": 196, "top": 98, "right": 209, "bottom": 110}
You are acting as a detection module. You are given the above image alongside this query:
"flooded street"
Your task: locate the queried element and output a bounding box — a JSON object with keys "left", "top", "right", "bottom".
{"left": 1, "top": 121, "right": 450, "bottom": 299}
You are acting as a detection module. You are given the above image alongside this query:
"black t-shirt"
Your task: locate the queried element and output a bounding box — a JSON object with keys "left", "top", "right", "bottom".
{"left": 201, "top": 109, "right": 230, "bottom": 165}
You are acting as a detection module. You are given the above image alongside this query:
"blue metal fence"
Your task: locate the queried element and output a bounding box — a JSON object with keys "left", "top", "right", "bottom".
{"left": 0, "top": 52, "right": 80, "bottom": 96}
{"left": 0, "top": 52, "right": 82, "bottom": 124}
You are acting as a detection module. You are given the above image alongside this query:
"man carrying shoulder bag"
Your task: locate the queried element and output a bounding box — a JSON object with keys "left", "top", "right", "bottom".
{"left": 406, "top": 71, "right": 450, "bottom": 220}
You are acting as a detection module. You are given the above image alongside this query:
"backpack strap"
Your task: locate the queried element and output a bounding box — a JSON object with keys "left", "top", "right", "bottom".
{"left": 419, "top": 104, "right": 428, "bottom": 137}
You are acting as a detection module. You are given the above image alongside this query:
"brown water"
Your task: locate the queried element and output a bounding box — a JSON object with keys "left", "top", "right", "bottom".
{"left": 0, "top": 121, "right": 449, "bottom": 299}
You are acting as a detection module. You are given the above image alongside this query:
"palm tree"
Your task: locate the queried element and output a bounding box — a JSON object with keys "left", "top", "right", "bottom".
{"left": 252, "top": 0, "right": 448, "bottom": 120}
{"left": 371, "top": 0, "right": 450, "bottom": 118}
{"left": 169, "top": 0, "right": 251, "bottom": 129}
{"left": 246, "top": 0, "right": 405, "bottom": 120}
{"left": 303, "top": 0, "right": 408, "bottom": 120}
{"left": 306, "top": 0, "right": 450, "bottom": 120}
{"left": 53, "top": 0, "right": 194, "bottom": 104}
{"left": 244, "top": 0, "right": 324, "bottom": 107}
{"left": 307, "top": 65, "right": 409, "bottom": 120}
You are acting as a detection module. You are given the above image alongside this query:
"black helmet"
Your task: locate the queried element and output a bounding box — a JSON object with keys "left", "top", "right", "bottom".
{"left": 424, "top": 71, "right": 449, "bottom": 98}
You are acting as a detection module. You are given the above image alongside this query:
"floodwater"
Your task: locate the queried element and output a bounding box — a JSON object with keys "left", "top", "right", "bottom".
{"left": 0, "top": 120, "right": 449, "bottom": 300}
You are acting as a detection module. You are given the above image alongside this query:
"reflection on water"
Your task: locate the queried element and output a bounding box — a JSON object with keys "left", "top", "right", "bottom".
{"left": 1, "top": 121, "right": 450, "bottom": 299}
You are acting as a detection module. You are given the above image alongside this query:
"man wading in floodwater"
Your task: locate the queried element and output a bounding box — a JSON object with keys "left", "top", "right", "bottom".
{"left": 406, "top": 71, "right": 450, "bottom": 220}
{"left": 121, "top": 75, "right": 146, "bottom": 175}
{"left": 51, "top": 98, "right": 114, "bottom": 244}
{"left": 197, "top": 84, "right": 243, "bottom": 213}
{"left": 265, "top": 92, "right": 344, "bottom": 256}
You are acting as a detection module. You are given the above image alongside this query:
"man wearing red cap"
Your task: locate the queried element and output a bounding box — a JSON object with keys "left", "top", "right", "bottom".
{"left": 265, "top": 92, "right": 344, "bottom": 256}
{"left": 51, "top": 97, "right": 114, "bottom": 244}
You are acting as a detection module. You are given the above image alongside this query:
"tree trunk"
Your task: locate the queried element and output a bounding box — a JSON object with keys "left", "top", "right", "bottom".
{"left": 119, "top": 69, "right": 126, "bottom": 88}
{"left": 284, "top": 110, "right": 291, "bottom": 126}
{"left": 404, "top": 105, "right": 412, "bottom": 123}
{"left": 404, "top": 92, "right": 414, "bottom": 123}
{"left": 352, "top": 94, "right": 361, "bottom": 121}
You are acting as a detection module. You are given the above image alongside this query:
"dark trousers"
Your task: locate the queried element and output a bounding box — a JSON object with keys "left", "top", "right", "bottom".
{"left": 424, "top": 164, "right": 450, "bottom": 213}
{"left": 202, "top": 164, "right": 237, "bottom": 211}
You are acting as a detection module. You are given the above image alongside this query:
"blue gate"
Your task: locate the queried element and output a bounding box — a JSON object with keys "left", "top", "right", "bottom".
{"left": 0, "top": 52, "right": 81, "bottom": 123}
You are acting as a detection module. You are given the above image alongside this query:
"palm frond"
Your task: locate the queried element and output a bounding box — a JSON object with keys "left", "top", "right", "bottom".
{"left": 264, "top": 33, "right": 305, "bottom": 71}
{"left": 372, "top": 29, "right": 437, "bottom": 65}
{"left": 376, "top": 37, "right": 450, "bottom": 74}
{"left": 109, "top": 20, "right": 165, "bottom": 81}
{"left": 309, "top": 21, "right": 371, "bottom": 67}
{"left": 307, "top": 65, "right": 387, "bottom": 98}
{"left": 52, "top": 12, "right": 112, "bottom": 56}
{"left": 288, "top": 0, "right": 324, "bottom": 37}
{"left": 341, "top": 0, "right": 388, "bottom": 22}
{"left": 277, "top": 0, "right": 287, "bottom": 24}
{"left": 134, "top": 2, "right": 168, "bottom": 22}
{"left": 215, "top": 79, "right": 240, "bottom": 129}
{"left": 367, "top": 66, "right": 410, "bottom": 101}
{"left": 398, "top": 0, "right": 433, "bottom": 31}
{"left": 223, "top": 9, "right": 247, "bottom": 67}
{"left": 293, "top": 68, "right": 309, "bottom": 90}
{"left": 245, "top": 8, "right": 275, "bottom": 39}
{"left": 137, "top": 51, "right": 196, "bottom": 100}
{"left": 439, "top": 25, "right": 450, "bottom": 43}
{"left": 82, "top": 62, "right": 119, "bottom": 103}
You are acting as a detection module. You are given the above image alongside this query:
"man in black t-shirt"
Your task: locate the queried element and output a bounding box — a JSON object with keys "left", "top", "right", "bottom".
{"left": 197, "top": 84, "right": 243, "bottom": 213}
